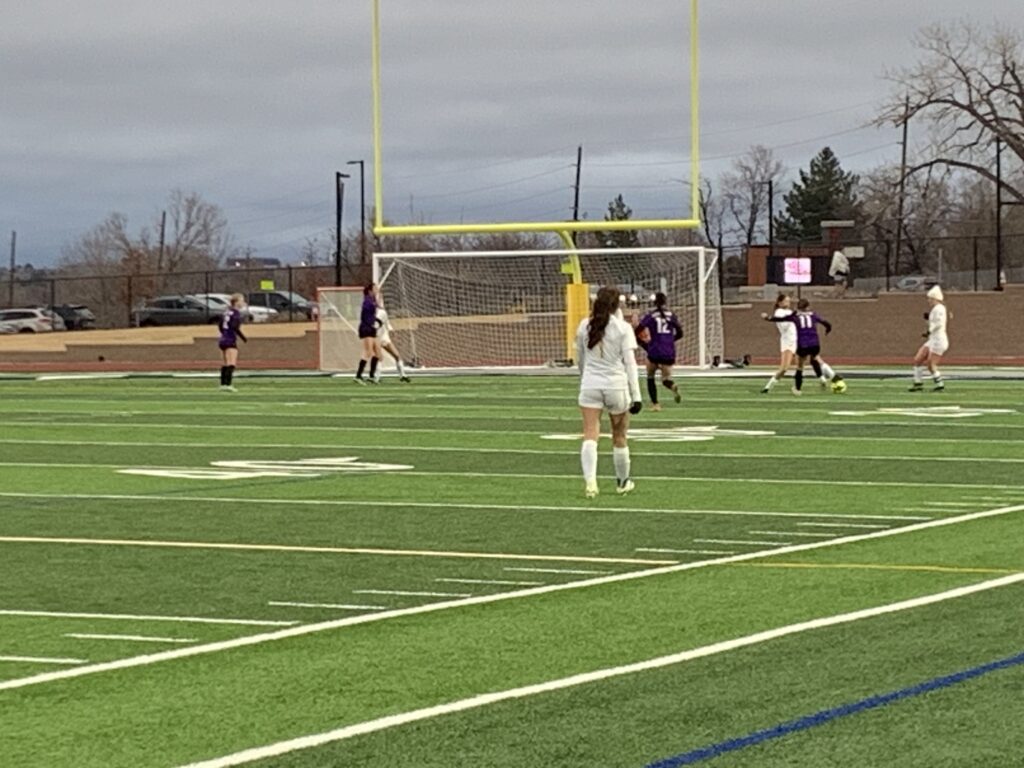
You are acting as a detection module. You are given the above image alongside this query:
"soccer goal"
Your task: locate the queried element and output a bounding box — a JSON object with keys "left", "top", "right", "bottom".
{"left": 316, "top": 246, "right": 722, "bottom": 372}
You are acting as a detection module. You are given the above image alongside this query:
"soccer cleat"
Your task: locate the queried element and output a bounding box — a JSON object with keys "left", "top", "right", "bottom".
{"left": 616, "top": 478, "right": 635, "bottom": 495}
{"left": 672, "top": 384, "right": 681, "bottom": 403}
{"left": 760, "top": 387, "right": 770, "bottom": 394}
{"left": 908, "top": 382, "right": 924, "bottom": 392}
{"left": 354, "top": 376, "right": 367, "bottom": 386}
{"left": 584, "top": 482, "right": 599, "bottom": 499}
{"left": 650, "top": 403, "right": 662, "bottom": 412}
{"left": 791, "top": 386, "right": 802, "bottom": 396}
{"left": 933, "top": 383, "right": 945, "bottom": 392}
{"left": 219, "top": 385, "right": 237, "bottom": 392}
{"left": 820, "top": 379, "right": 829, "bottom": 389}
{"left": 400, "top": 376, "right": 411, "bottom": 383}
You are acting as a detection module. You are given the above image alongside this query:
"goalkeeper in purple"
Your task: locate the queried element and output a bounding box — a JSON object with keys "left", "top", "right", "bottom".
{"left": 217, "top": 293, "right": 247, "bottom": 391}
{"left": 761, "top": 298, "right": 843, "bottom": 394}
{"left": 636, "top": 292, "right": 683, "bottom": 411}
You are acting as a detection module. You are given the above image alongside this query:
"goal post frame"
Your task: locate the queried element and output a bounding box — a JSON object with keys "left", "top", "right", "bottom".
{"left": 369, "top": 0, "right": 702, "bottom": 238}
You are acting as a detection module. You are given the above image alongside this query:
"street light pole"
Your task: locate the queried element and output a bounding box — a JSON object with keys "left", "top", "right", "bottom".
{"left": 335, "top": 171, "right": 350, "bottom": 286}
{"left": 347, "top": 160, "right": 366, "bottom": 264}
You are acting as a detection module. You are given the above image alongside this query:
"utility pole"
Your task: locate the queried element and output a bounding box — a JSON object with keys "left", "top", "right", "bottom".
{"left": 158, "top": 210, "right": 166, "bottom": 272}
{"left": 895, "top": 94, "right": 910, "bottom": 278}
{"left": 995, "top": 137, "right": 1004, "bottom": 290}
{"left": 335, "top": 171, "right": 350, "bottom": 286}
{"left": 767, "top": 179, "right": 774, "bottom": 259}
{"left": 7, "top": 230, "right": 15, "bottom": 307}
{"left": 347, "top": 160, "right": 367, "bottom": 264}
{"left": 571, "top": 145, "right": 583, "bottom": 245}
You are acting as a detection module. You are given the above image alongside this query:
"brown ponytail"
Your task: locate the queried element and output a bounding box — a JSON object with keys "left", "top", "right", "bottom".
{"left": 587, "top": 286, "right": 620, "bottom": 349}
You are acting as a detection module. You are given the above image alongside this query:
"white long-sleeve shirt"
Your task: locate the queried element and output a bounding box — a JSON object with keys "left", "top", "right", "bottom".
{"left": 576, "top": 315, "right": 642, "bottom": 403}
{"left": 928, "top": 304, "right": 948, "bottom": 345}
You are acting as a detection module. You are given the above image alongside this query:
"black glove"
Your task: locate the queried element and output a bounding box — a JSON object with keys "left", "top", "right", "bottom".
{"left": 629, "top": 401, "right": 643, "bottom": 415}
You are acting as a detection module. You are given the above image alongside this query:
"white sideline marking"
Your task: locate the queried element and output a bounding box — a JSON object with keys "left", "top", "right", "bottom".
{"left": 353, "top": 590, "right": 471, "bottom": 598}
{"left": 66, "top": 633, "right": 197, "bottom": 644}
{"left": 176, "top": 571, "right": 1024, "bottom": 768}
{"left": 435, "top": 579, "right": 543, "bottom": 587}
{"left": 504, "top": 567, "right": 611, "bottom": 576}
{"left": 748, "top": 530, "right": 835, "bottom": 539}
{"left": 268, "top": 602, "right": 388, "bottom": 612}
{"left": 0, "top": 536, "right": 674, "bottom": 567}
{"left": 636, "top": 548, "right": 736, "bottom": 556}
{"left": 0, "top": 655, "right": 87, "bottom": 665}
{"left": 0, "top": 492, "right": 932, "bottom": 522}
{"left": 922, "top": 501, "right": 985, "bottom": 507}
{"left": 0, "top": 610, "right": 296, "bottom": 627}
{"left": 797, "top": 522, "right": 889, "bottom": 530}
{"left": 695, "top": 538, "right": 791, "bottom": 547}
{"left": 3, "top": 504, "right": 1023, "bottom": 694}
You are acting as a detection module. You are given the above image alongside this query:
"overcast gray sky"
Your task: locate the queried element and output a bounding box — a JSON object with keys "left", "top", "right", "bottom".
{"left": 2, "top": 0, "right": 1021, "bottom": 267}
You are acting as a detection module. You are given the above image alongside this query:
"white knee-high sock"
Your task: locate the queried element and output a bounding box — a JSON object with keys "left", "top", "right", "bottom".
{"left": 612, "top": 446, "right": 631, "bottom": 482}
{"left": 581, "top": 440, "right": 598, "bottom": 484}
{"left": 913, "top": 366, "right": 925, "bottom": 383}
{"left": 395, "top": 358, "right": 406, "bottom": 377}
{"left": 820, "top": 362, "right": 835, "bottom": 381}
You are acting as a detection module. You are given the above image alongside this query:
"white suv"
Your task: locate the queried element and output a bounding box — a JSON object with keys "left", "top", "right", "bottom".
{"left": 0, "top": 308, "right": 59, "bottom": 332}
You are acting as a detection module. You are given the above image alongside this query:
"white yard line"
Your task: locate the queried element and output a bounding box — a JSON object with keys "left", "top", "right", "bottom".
{"left": 503, "top": 567, "right": 611, "bottom": 576}
{"left": 922, "top": 501, "right": 988, "bottom": 507}
{"left": 435, "top": 579, "right": 543, "bottom": 587}
{"left": 636, "top": 548, "right": 736, "bottom": 556}
{"left": 796, "top": 522, "right": 889, "bottom": 530}
{"left": 0, "top": 609, "right": 296, "bottom": 627}
{"left": 353, "top": 590, "right": 471, "bottom": 598}
{"left": 0, "top": 536, "right": 675, "bottom": 567}
{"left": 177, "top": 571, "right": 1024, "bottom": 768}
{"left": 694, "top": 538, "right": 792, "bottom": 547}
{"left": 65, "top": 633, "right": 197, "bottom": 644}
{"left": 747, "top": 531, "right": 836, "bottom": 539}
{"left": 0, "top": 655, "right": 87, "bottom": 665}
{"left": 0, "top": 492, "right": 937, "bottom": 522}
{"left": 2, "top": 503, "right": 1022, "bottom": 694}
{"left": 267, "top": 602, "right": 388, "bottom": 612}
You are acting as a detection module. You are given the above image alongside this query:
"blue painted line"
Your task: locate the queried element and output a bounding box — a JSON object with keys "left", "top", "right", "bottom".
{"left": 647, "top": 650, "right": 1024, "bottom": 767}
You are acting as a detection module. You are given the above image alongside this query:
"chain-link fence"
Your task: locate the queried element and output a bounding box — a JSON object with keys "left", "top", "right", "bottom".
{"left": 2, "top": 263, "right": 371, "bottom": 329}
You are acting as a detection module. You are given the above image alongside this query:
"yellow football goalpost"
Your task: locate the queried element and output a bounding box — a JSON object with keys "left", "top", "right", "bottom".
{"left": 368, "top": 0, "right": 704, "bottom": 361}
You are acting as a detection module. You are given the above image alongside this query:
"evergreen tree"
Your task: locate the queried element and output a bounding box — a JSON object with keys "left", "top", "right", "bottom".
{"left": 596, "top": 195, "right": 641, "bottom": 249}
{"left": 775, "top": 148, "right": 861, "bottom": 241}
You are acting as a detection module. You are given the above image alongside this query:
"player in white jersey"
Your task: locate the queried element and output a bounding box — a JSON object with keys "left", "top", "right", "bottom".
{"left": 909, "top": 285, "right": 948, "bottom": 391}
{"left": 576, "top": 286, "right": 643, "bottom": 499}
{"left": 761, "top": 293, "right": 797, "bottom": 393}
{"left": 372, "top": 303, "right": 411, "bottom": 383}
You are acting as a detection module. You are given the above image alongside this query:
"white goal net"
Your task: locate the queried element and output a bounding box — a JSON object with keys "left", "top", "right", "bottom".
{"left": 318, "top": 247, "right": 723, "bottom": 372}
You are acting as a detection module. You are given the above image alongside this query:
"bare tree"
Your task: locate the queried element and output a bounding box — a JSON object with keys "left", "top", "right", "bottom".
{"left": 160, "top": 190, "right": 233, "bottom": 272}
{"left": 698, "top": 178, "right": 727, "bottom": 246}
{"left": 722, "top": 145, "right": 785, "bottom": 247}
{"left": 878, "top": 22, "right": 1024, "bottom": 204}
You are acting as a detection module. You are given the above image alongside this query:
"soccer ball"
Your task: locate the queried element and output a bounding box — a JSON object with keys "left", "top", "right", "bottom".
{"left": 831, "top": 379, "right": 848, "bottom": 394}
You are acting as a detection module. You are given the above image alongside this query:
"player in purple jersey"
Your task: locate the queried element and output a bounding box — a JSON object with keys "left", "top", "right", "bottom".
{"left": 217, "top": 294, "right": 247, "bottom": 391}
{"left": 635, "top": 293, "right": 683, "bottom": 412}
{"left": 761, "top": 298, "right": 843, "bottom": 394}
{"left": 354, "top": 283, "right": 381, "bottom": 384}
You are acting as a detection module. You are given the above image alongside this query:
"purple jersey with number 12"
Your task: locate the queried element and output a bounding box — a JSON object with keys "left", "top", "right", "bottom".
{"left": 219, "top": 308, "right": 243, "bottom": 348}
{"left": 638, "top": 309, "right": 682, "bottom": 362}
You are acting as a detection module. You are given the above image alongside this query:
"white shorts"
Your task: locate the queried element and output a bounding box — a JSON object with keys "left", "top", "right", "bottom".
{"left": 926, "top": 339, "right": 948, "bottom": 356}
{"left": 780, "top": 341, "right": 796, "bottom": 355}
{"left": 578, "top": 388, "right": 629, "bottom": 415}
{"left": 378, "top": 333, "right": 392, "bottom": 347}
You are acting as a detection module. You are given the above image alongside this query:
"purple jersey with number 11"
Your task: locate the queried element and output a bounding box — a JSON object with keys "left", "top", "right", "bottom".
{"left": 638, "top": 309, "right": 683, "bottom": 363}
{"left": 787, "top": 311, "right": 827, "bottom": 349}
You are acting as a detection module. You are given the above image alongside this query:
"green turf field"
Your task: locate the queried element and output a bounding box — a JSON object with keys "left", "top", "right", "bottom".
{"left": 0, "top": 373, "right": 1022, "bottom": 767}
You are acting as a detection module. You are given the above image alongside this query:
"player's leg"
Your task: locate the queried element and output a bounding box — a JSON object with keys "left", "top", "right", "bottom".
{"left": 927, "top": 348, "right": 945, "bottom": 391}
{"left": 645, "top": 360, "right": 661, "bottom": 411}
{"left": 909, "top": 344, "right": 928, "bottom": 391}
{"left": 221, "top": 346, "right": 238, "bottom": 391}
{"left": 384, "top": 341, "right": 410, "bottom": 382}
{"left": 356, "top": 337, "right": 374, "bottom": 383}
{"left": 608, "top": 394, "right": 634, "bottom": 495}
{"left": 660, "top": 364, "right": 681, "bottom": 403}
{"left": 763, "top": 350, "right": 792, "bottom": 393}
{"left": 579, "top": 393, "right": 603, "bottom": 498}
{"left": 793, "top": 355, "right": 806, "bottom": 395}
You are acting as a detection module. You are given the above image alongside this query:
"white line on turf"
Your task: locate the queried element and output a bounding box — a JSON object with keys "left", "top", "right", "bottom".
{"left": 267, "top": 602, "right": 388, "bottom": 611}
{"left": 747, "top": 530, "right": 836, "bottom": 539}
{"left": 0, "top": 655, "right": 87, "bottom": 665}
{"left": 353, "top": 590, "right": 471, "bottom": 598}
{"left": 0, "top": 493, "right": 933, "bottom": 522}
{"left": 694, "top": 538, "right": 791, "bottom": 547}
{"left": 796, "top": 522, "right": 890, "bottom": 530}
{"left": 434, "top": 579, "right": 544, "bottom": 587}
{"left": 922, "top": 501, "right": 988, "bottom": 507}
{"left": 504, "top": 567, "right": 611, "bottom": 575}
{"left": 3, "top": 503, "right": 1022, "bottom": 694}
{"left": 0, "top": 536, "right": 675, "bottom": 566}
{"left": 0, "top": 609, "right": 296, "bottom": 627}
{"left": 175, "top": 571, "right": 1024, "bottom": 768}
{"left": 636, "top": 548, "right": 736, "bottom": 556}
{"left": 65, "top": 634, "right": 197, "bottom": 644}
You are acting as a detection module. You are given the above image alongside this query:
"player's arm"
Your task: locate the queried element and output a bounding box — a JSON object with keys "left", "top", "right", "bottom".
{"left": 620, "top": 331, "right": 643, "bottom": 406}
{"left": 672, "top": 317, "right": 683, "bottom": 341}
{"left": 231, "top": 313, "right": 247, "bottom": 343}
{"left": 817, "top": 316, "right": 832, "bottom": 335}
{"left": 576, "top": 326, "right": 588, "bottom": 375}
{"left": 760, "top": 313, "right": 793, "bottom": 323}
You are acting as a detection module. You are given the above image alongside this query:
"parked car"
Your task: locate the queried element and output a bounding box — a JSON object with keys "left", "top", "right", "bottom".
{"left": 894, "top": 275, "right": 937, "bottom": 292}
{"left": 50, "top": 304, "right": 96, "bottom": 330}
{"left": 132, "top": 295, "right": 222, "bottom": 327}
{"left": 0, "top": 322, "right": 17, "bottom": 334}
{"left": 0, "top": 308, "right": 58, "bottom": 333}
{"left": 247, "top": 290, "right": 318, "bottom": 320}
{"left": 193, "top": 293, "right": 278, "bottom": 324}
